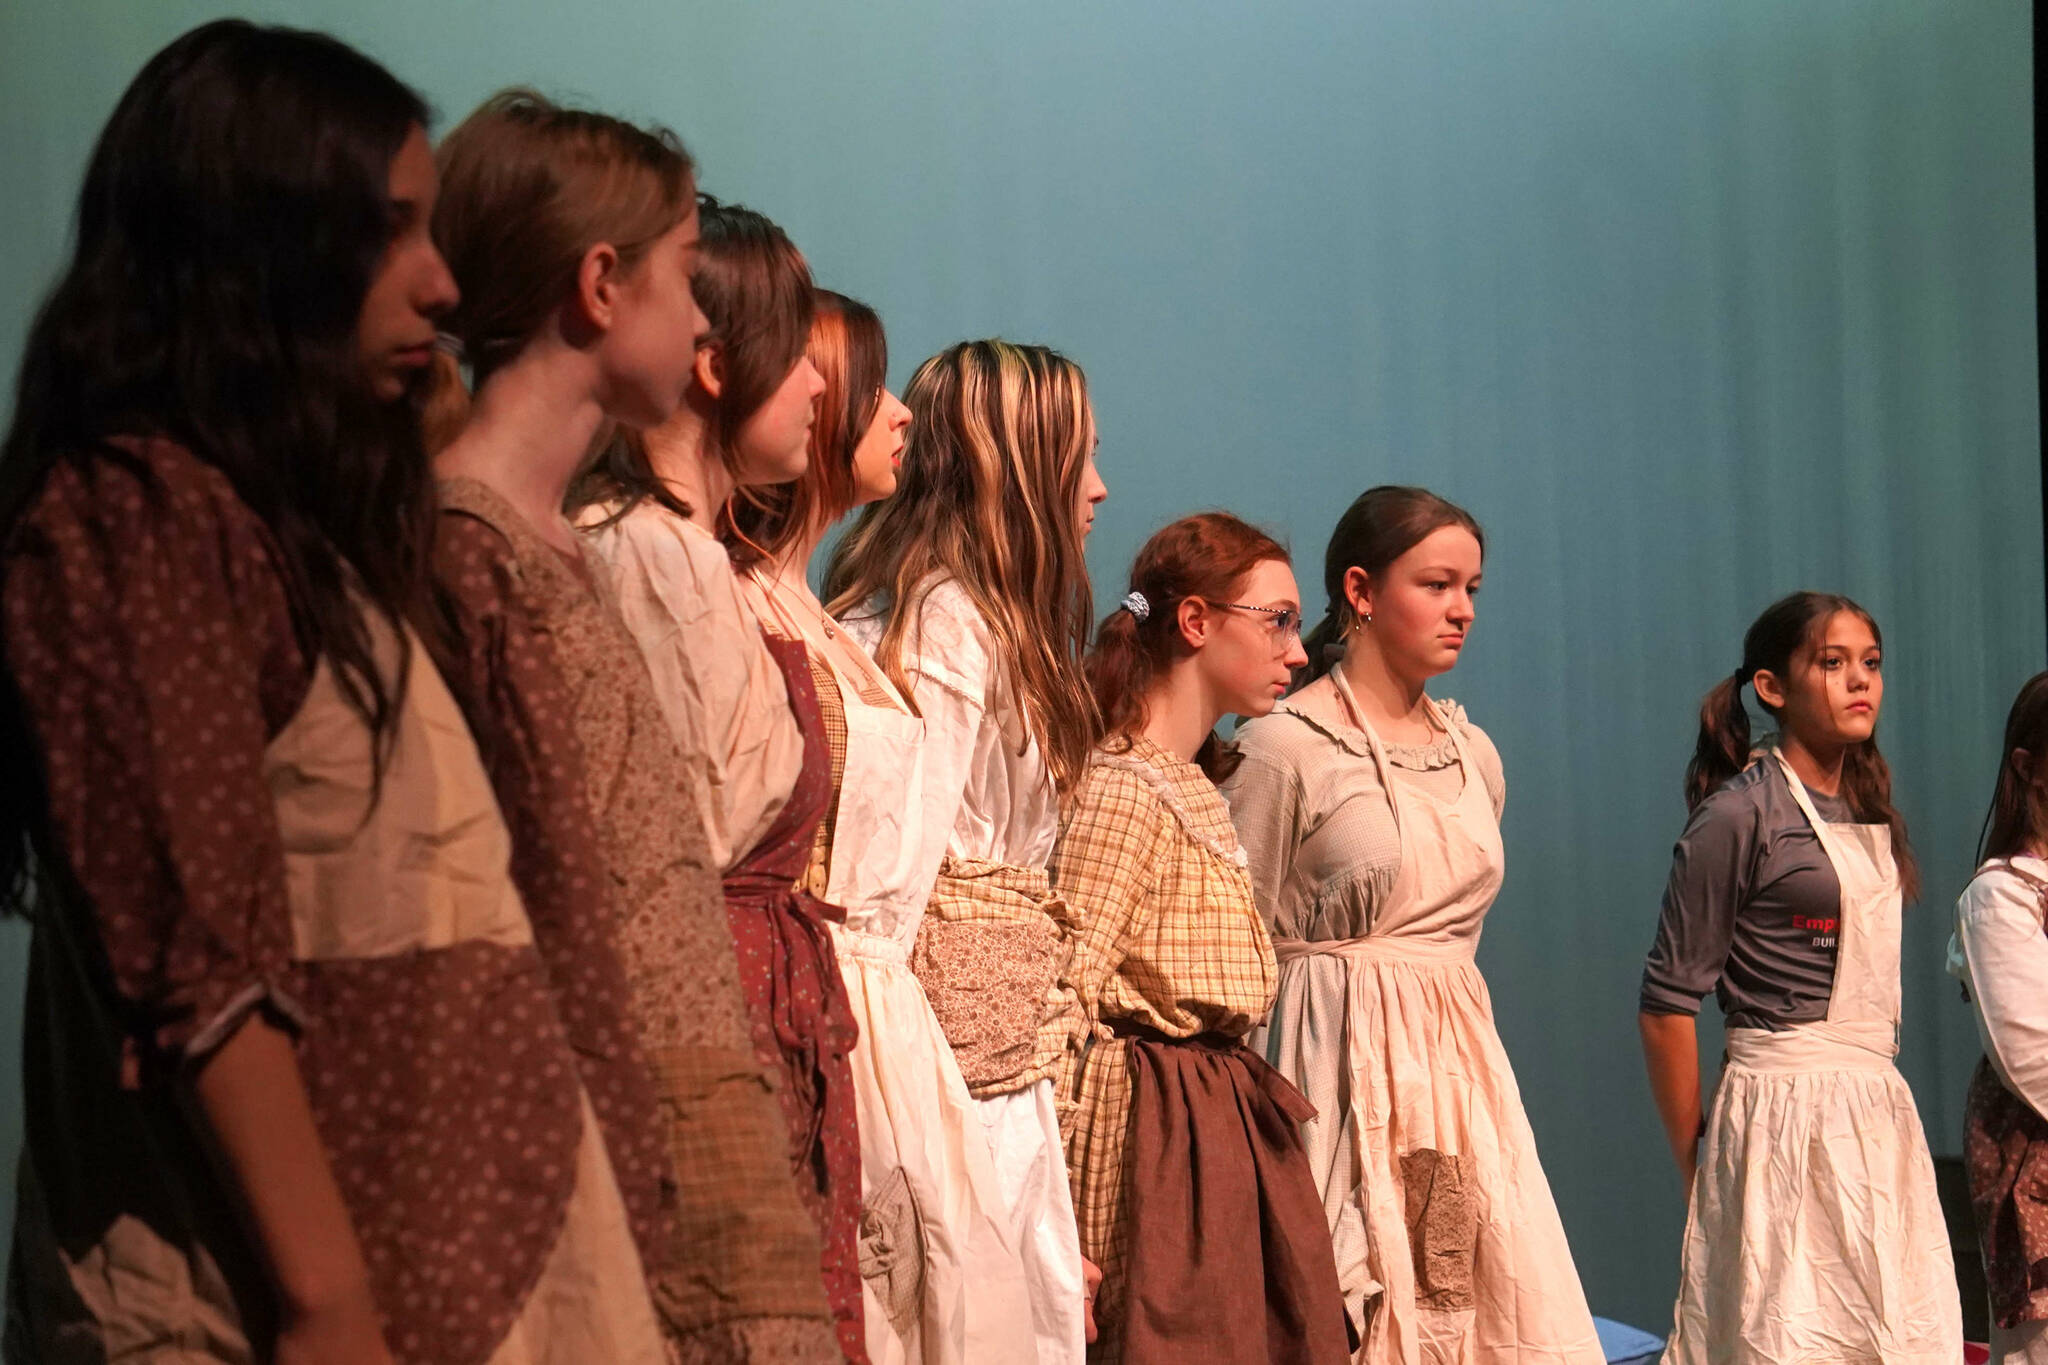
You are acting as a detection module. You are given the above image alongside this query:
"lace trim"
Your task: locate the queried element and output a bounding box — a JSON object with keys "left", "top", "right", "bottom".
{"left": 1090, "top": 749, "right": 1249, "bottom": 868}
{"left": 1382, "top": 730, "right": 1462, "bottom": 772}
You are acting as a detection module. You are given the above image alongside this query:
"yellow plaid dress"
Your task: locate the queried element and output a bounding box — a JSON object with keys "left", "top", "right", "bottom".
{"left": 1051, "top": 735, "right": 1278, "bottom": 1352}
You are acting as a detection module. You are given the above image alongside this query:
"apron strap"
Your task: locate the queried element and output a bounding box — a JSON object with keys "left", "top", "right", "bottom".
{"left": 1329, "top": 670, "right": 1476, "bottom": 842}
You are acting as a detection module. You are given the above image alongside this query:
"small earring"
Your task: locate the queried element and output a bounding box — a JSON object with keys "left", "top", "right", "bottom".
{"left": 1362, "top": 612, "right": 1373, "bottom": 625}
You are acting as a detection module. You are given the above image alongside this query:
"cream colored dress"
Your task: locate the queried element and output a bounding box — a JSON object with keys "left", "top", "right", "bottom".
{"left": 1225, "top": 673, "right": 1601, "bottom": 1365}
{"left": 746, "top": 573, "right": 1016, "bottom": 1365}
{"left": 845, "top": 578, "right": 1086, "bottom": 1365}
{"left": 580, "top": 503, "right": 802, "bottom": 873}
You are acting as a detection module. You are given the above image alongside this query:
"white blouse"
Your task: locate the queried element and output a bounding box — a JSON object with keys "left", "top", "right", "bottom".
{"left": 579, "top": 502, "right": 802, "bottom": 873}
{"left": 843, "top": 577, "right": 1060, "bottom": 871}
{"left": 1952, "top": 854, "right": 2048, "bottom": 1120}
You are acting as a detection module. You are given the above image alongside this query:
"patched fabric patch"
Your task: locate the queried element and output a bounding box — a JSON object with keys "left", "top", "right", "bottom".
{"left": 857, "top": 1165, "right": 927, "bottom": 1335}
{"left": 1401, "top": 1149, "right": 1477, "bottom": 1311}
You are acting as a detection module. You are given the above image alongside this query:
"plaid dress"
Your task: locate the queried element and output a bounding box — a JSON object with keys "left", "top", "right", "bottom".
{"left": 1056, "top": 736, "right": 1326, "bottom": 1357}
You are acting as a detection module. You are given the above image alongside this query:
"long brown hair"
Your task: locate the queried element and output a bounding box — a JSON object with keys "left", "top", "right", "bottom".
{"left": 574, "top": 195, "right": 815, "bottom": 525}
{"left": 1087, "top": 512, "right": 1289, "bottom": 782}
{"left": 823, "top": 339, "right": 1098, "bottom": 793}
{"left": 423, "top": 89, "right": 695, "bottom": 451}
{"left": 1300, "top": 485, "right": 1485, "bottom": 682}
{"left": 1687, "top": 590, "right": 1919, "bottom": 899}
{"left": 1980, "top": 671, "right": 2048, "bottom": 864}
{"left": 727, "top": 289, "right": 885, "bottom": 568}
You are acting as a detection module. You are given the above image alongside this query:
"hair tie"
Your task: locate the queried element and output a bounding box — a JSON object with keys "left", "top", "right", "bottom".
{"left": 1121, "top": 591, "right": 1150, "bottom": 623}
{"left": 1731, "top": 665, "right": 1748, "bottom": 686}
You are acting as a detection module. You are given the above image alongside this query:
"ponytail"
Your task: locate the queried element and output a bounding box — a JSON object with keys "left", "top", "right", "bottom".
{"left": 1085, "top": 601, "right": 1154, "bottom": 743}
{"left": 1297, "top": 607, "right": 1346, "bottom": 687}
{"left": 1685, "top": 668, "right": 1752, "bottom": 811}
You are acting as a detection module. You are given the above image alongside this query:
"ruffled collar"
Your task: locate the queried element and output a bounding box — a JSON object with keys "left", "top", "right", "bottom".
{"left": 1273, "top": 674, "right": 1467, "bottom": 764}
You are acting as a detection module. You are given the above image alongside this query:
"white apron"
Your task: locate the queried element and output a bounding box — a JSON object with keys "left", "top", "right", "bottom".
{"left": 1263, "top": 676, "right": 1602, "bottom": 1365}
{"left": 1661, "top": 753, "right": 1960, "bottom": 1365}
{"left": 748, "top": 576, "right": 1029, "bottom": 1365}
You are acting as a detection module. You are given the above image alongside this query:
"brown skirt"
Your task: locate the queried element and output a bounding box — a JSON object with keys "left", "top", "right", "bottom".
{"left": 1117, "top": 1030, "right": 1352, "bottom": 1365}
{"left": 1966, "top": 1053, "right": 2048, "bottom": 1329}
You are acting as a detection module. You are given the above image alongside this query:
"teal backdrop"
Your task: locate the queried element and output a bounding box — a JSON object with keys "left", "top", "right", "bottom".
{"left": 0, "top": 0, "right": 2038, "bottom": 1331}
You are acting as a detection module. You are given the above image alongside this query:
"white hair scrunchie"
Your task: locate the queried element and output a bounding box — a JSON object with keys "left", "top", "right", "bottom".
{"left": 1121, "top": 591, "right": 1150, "bottom": 623}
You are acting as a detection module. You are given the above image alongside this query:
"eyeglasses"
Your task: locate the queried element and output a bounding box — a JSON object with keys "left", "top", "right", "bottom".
{"left": 1221, "top": 603, "right": 1303, "bottom": 641}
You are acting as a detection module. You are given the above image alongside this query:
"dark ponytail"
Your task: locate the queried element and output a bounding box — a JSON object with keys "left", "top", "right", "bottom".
{"left": 1686, "top": 590, "right": 1918, "bottom": 900}
{"left": 1087, "top": 512, "right": 1290, "bottom": 782}
{"left": 1301, "top": 485, "right": 1484, "bottom": 684}
{"left": 1685, "top": 666, "right": 1755, "bottom": 813}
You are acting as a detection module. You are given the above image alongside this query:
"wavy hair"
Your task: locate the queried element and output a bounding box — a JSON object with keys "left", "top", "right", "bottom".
{"left": 823, "top": 339, "right": 1098, "bottom": 792}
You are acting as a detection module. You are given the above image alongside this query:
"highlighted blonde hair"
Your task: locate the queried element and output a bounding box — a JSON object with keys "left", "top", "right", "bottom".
{"left": 824, "top": 339, "right": 1099, "bottom": 793}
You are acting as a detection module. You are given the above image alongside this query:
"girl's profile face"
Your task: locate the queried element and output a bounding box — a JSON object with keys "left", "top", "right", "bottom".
{"left": 731, "top": 352, "right": 825, "bottom": 487}
{"left": 1762, "top": 610, "right": 1883, "bottom": 750}
{"left": 598, "top": 203, "right": 705, "bottom": 428}
{"left": 1074, "top": 417, "right": 1106, "bottom": 538}
{"left": 848, "top": 386, "right": 911, "bottom": 504}
{"left": 356, "top": 124, "right": 459, "bottom": 402}
{"left": 1192, "top": 557, "right": 1310, "bottom": 718}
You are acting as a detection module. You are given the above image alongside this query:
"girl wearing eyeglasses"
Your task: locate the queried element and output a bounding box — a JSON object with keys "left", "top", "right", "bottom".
{"left": 1221, "top": 487, "right": 1601, "bottom": 1365}
{"left": 1054, "top": 512, "right": 1348, "bottom": 1362}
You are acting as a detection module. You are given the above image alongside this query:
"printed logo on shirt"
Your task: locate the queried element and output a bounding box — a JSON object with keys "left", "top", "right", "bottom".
{"left": 1792, "top": 914, "right": 1838, "bottom": 949}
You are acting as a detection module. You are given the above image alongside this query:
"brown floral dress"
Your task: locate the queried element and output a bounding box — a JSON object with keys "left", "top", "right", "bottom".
{"left": 433, "top": 478, "right": 841, "bottom": 1361}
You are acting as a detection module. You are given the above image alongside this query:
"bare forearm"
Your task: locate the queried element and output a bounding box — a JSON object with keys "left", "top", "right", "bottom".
{"left": 190, "top": 1016, "right": 383, "bottom": 1338}
{"left": 1638, "top": 1011, "right": 1702, "bottom": 1187}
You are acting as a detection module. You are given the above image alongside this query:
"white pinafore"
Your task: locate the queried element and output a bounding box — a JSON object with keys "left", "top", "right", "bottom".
{"left": 1262, "top": 671, "right": 1602, "bottom": 1365}
{"left": 1661, "top": 752, "right": 1960, "bottom": 1365}
{"left": 746, "top": 575, "right": 1022, "bottom": 1365}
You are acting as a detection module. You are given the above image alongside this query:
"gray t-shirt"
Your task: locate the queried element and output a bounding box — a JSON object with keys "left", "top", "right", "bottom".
{"left": 1639, "top": 760, "right": 1858, "bottom": 1031}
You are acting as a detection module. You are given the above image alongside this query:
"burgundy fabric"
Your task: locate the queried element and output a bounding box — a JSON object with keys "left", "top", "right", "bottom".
{"left": 1118, "top": 1029, "right": 1352, "bottom": 1365}
{"left": 723, "top": 630, "right": 866, "bottom": 1363}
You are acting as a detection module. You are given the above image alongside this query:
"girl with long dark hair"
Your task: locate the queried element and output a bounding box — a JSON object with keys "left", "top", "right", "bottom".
{"left": 1, "top": 22, "right": 666, "bottom": 1365}
{"left": 1222, "top": 486, "right": 1600, "bottom": 1365}
{"left": 1953, "top": 671, "right": 2048, "bottom": 1365}
{"left": 1056, "top": 512, "right": 1349, "bottom": 1362}
{"left": 1640, "top": 592, "right": 1958, "bottom": 1364}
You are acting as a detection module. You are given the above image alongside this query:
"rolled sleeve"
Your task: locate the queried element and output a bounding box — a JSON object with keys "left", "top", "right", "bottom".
{"left": 4, "top": 450, "right": 308, "bottom": 1066}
